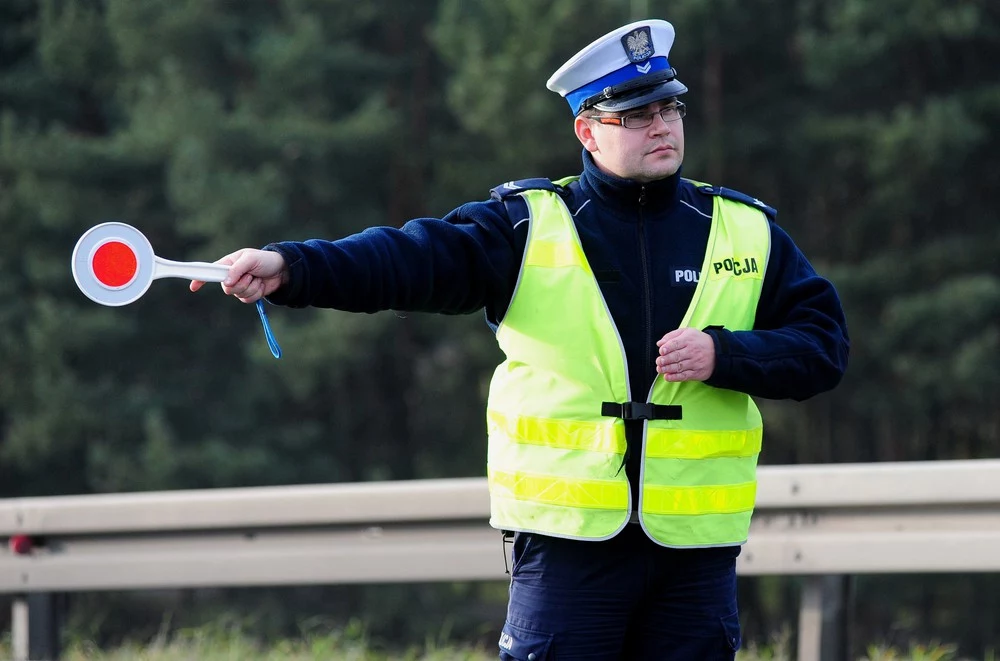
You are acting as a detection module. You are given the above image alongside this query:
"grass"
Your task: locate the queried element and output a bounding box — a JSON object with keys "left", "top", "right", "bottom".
{"left": 1, "top": 621, "right": 497, "bottom": 661}
{"left": 0, "top": 627, "right": 984, "bottom": 661}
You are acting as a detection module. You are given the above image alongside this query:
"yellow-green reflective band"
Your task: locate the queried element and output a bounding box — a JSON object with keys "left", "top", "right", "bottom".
{"left": 487, "top": 410, "right": 626, "bottom": 454}
{"left": 643, "top": 481, "right": 756, "bottom": 515}
{"left": 489, "top": 469, "right": 628, "bottom": 510}
{"left": 525, "top": 239, "right": 590, "bottom": 271}
{"left": 646, "top": 427, "right": 762, "bottom": 459}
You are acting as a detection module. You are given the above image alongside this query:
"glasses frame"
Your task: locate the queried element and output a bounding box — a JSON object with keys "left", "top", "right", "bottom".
{"left": 590, "top": 102, "right": 687, "bottom": 129}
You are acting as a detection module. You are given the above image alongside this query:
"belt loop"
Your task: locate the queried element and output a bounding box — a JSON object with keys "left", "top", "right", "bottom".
{"left": 502, "top": 530, "right": 514, "bottom": 575}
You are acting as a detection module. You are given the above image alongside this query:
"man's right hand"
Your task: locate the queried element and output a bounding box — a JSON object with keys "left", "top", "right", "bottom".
{"left": 189, "top": 248, "right": 289, "bottom": 304}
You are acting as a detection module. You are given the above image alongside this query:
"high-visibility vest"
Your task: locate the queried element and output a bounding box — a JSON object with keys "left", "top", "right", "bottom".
{"left": 486, "top": 178, "right": 770, "bottom": 547}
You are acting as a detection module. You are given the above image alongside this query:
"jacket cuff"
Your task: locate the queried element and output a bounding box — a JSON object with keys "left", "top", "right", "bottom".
{"left": 702, "top": 325, "right": 732, "bottom": 388}
{"left": 262, "top": 243, "right": 306, "bottom": 307}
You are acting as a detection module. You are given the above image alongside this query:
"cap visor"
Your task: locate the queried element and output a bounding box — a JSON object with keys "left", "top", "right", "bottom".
{"left": 591, "top": 78, "right": 688, "bottom": 113}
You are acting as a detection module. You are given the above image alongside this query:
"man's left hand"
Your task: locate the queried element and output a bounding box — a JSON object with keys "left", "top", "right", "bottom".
{"left": 655, "top": 327, "right": 716, "bottom": 382}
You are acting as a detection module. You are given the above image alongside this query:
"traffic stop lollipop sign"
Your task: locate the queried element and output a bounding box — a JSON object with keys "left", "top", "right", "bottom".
{"left": 72, "top": 222, "right": 230, "bottom": 306}
{"left": 71, "top": 222, "right": 283, "bottom": 358}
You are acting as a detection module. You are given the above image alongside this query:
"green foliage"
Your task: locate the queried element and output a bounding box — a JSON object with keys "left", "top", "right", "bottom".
{"left": 0, "top": 0, "right": 494, "bottom": 496}
{"left": 862, "top": 642, "right": 960, "bottom": 661}
{"left": 431, "top": 0, "right": 629, "bottom": 187}
{"left": 0, "top": 626, "right": 981, "bottom": 661}
{"left": 737, "top": 628, "right": 793, "bottom": 661}
{"left": 786, "top": 0, "right": 1000, "bottom": 463}
{"left": 2, "top": 620, "right": 498, "bottom": 660}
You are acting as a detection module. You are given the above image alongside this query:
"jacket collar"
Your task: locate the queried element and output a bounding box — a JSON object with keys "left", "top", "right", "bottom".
{"left": 578, "top": 150, "right": 681, "bottom": 214}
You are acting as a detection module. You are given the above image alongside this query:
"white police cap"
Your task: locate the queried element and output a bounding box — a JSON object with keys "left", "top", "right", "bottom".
{"left": 547, "top": 19, "right": 688, "bottom": 116}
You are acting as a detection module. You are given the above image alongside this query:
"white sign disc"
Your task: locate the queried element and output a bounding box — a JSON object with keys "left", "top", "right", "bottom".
{"left": 72, "top": 222, "right": 157, "bottom": 306}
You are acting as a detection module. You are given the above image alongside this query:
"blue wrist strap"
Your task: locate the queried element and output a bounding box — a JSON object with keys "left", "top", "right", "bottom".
{"left": 255, "top": 299, "right": 282, "bottom": 359}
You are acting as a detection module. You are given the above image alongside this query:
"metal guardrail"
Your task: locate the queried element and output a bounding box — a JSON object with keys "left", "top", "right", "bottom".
{"left": 3, "top": 459, "right": 1000, "bottom": 660}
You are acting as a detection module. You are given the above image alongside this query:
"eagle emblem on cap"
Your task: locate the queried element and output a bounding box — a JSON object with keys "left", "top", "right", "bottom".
{"left": 621, "top": 27, "right": 653, "bottom": 63}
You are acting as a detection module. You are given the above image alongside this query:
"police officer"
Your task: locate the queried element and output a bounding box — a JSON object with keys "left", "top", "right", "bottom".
{"left": 193, "top": 18, "right": 849, "bottom": 661}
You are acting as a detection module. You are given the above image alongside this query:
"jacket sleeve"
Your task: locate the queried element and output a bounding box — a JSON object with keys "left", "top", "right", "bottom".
{"left": 261, "top": 199, "right": 519, "bottom": 316}
{"left": 704, "top": 222, "right": 850, "bottom": 401}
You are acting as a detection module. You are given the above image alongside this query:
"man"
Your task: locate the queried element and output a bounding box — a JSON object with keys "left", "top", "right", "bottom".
{"left": 193, "top": 18, "right": 848, "bottom": 661}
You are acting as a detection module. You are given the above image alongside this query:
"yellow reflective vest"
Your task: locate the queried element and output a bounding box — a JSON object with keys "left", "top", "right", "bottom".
{"left": 486, "top": 178, "right": 770, "bottom": 548}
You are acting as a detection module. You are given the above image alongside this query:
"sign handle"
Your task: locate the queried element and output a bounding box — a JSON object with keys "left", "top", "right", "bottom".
{"left": 153, "top": 257, "right": 230, "bottom": 283}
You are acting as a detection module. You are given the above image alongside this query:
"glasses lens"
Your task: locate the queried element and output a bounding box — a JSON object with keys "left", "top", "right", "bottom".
{"left": 620, "top": 104, "right": 687, "bottom": 128}
{"left": 622, "top": 112, "right": 653, "bottom": 129}
{"left": 610, "top": 103, "right": 687, "bottom": 128}
{"left": 660, "top": 104, "right": 685, "bottom": 122}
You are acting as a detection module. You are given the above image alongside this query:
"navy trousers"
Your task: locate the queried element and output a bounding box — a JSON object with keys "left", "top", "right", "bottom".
{"left": 498, "top": 524, "right": 741, "bottom": 660}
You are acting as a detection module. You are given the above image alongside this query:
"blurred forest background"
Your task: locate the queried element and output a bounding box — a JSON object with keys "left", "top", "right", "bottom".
{"left": 1, "top": 0, "right": 999, "bottom": 656}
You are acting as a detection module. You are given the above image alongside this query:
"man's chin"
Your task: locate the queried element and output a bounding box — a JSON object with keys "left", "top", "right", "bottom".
{"left": 639, "top": 162, "right": 681, "bottom": 182}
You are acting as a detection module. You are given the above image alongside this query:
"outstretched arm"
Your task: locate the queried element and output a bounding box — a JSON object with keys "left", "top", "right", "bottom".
{"left": 259, "top": 200, "right": 519, "bottom": 314}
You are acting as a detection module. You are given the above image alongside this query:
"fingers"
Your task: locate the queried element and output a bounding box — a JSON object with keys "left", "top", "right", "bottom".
{"left": 656, "top": 352, "right": 696, "bottom": 379}
{"left": 223, "top": 270, "right": 265, "bottom": 303}
{"left": 657, "top": 359, "right": 705, "bottom": 382}
{"left": 656, "top": 327, "right": 692, "bottom": 362}
{"left": 656, "top": 327, "right": 686, "bottom": 349}
{"left": 189, "top": 249, "right": 280, "bottom": 304}
{"left": 658, "top": 364, "right": 700, "bottom": 382}
{"left": 224, "top": 250, "right": 262, "bottom": 287}
{"left": 190, "top": 252, "right": 242, "bottom": 294}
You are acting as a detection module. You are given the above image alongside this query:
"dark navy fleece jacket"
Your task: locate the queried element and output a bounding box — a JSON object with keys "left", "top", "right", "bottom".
{"left": 265, "top": 152, "right": 849, "bottom": 487}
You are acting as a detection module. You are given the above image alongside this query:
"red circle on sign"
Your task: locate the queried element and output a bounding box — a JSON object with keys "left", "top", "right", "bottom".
{"left": 91, "top": 241, "right": 138, "bottom": 288}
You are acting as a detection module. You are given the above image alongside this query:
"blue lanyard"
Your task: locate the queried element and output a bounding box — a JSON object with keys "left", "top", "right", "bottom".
{"left": 255, "top": 299, "right": 282, "bottom": 359}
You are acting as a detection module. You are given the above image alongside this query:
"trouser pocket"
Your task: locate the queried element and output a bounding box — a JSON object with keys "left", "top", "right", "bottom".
{"left": 720, "top": 609, "right": 742, "bottom": 652}
{"left": 498, "top": 620, "right": 554, "bottom": 660}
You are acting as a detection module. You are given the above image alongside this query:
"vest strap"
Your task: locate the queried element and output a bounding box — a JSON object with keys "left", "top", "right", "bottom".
{"left": 602, "top": 401, "right": 682, "bottom": 421}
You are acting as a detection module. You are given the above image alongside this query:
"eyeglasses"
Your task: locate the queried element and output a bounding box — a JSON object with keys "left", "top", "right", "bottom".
{"left": 590, "top": 103, "right": 687, "bottom": 129}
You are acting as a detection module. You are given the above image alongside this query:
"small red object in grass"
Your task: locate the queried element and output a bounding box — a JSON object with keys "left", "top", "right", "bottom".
{"left": 9, "top": 535, "right": 33, "bottom": 555}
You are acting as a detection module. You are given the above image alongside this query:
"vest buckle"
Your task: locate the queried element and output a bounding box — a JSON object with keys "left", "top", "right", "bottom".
{"left": 602, "top": 401, "right": 683, "bottom": 421}
{"left": 623, "top": 401, "right": 654, "bottom": 420}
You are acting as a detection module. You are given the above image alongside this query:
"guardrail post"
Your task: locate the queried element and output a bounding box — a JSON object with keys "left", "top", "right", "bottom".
{"left": 798, "top": 576, "right": 823, "bottom": 660}
{"left": 797, "top": 575, "right": 848, "bottom": 661}
{"left": 28, "top": 593, "right": 62, "bottom": 661}
{"left": 12, "top": 595, "right": 28, "bottom": 661}
{"left": 11, "top": 593, "right": 61, "bottom": 661}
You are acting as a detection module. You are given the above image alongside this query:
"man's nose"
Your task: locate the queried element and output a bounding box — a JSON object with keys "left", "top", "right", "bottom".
{"left": 649, "top": 112, "right": 672, "bottom": 133}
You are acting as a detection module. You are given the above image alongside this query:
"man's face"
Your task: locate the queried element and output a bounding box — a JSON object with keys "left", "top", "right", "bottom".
{"left": 574, "top": 99, "right": 686, "bottom": 183}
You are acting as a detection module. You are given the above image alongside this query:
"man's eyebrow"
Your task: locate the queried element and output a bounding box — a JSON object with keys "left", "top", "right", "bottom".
{"left": 625, "top": 103, "right": 676, "bottom": 115}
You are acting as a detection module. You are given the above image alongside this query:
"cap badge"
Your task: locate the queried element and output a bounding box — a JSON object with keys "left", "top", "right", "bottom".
{"left": 621, "top": 27, "right": 653, "bottom": 64}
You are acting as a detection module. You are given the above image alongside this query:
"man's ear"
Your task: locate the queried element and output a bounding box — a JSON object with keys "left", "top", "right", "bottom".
{"left": 574, "top": 115, "right": 599, "bottom": 153}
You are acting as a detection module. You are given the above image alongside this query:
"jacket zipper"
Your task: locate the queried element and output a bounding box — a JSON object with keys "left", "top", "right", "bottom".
{"left": 637, "top": 185, "right": 653, "bottom": 398}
